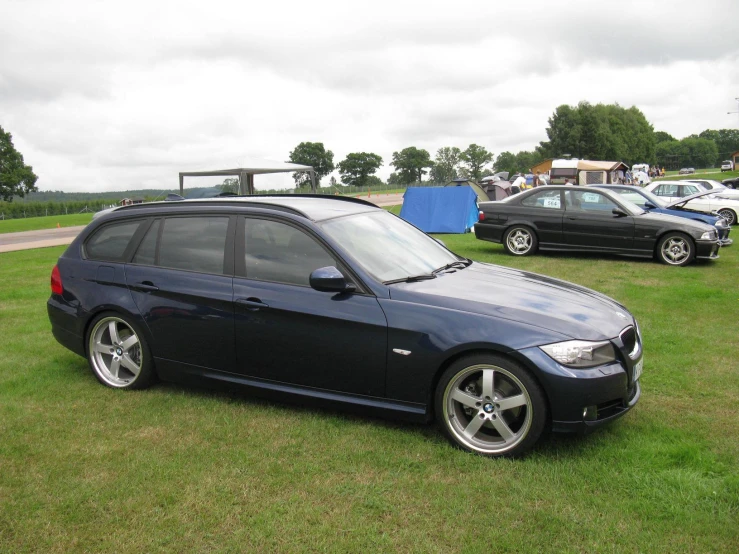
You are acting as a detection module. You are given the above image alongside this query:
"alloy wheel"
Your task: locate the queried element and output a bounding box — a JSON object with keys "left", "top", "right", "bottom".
{"left": 443, "top": 364, "right": 533, "bottom": 455}
{"left": 89, "top": 317, "right": 143, "bottom": 387}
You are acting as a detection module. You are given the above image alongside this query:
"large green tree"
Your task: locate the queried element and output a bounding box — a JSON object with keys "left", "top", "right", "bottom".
{"left": 391, "top": 147, "right": 433, "bottom": 184}
{"left": 544, "top": 102, "right": 655, "bottom": 165}
{"left": 493, "top": 151, "right": 517, "bottom": 174}
{"left": 460, "top": 144, "right": 493, "bottom": 181}
{"left": 655, "top": 137, "right": 718, "bottom": 169}
{"left": 0, "top": 125, "right": 38, "bottom": 202}
{"left": 288, "top": 142, "right": 335, "bottom": 187}
{"left": 430, "top": 146, "right": 461, "bottom": 183}
{"left": 654, "top": 131, "right": 676, "bottom": 144}
{"left": 337, "top": 152, "right": 383, "bottom": 187}
{"left": 697, "top": 129, "right": 739, "bottom": 160}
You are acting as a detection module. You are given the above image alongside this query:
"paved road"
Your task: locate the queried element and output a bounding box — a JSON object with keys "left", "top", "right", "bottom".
{"left": 0, "top": 226, "right": 86, "bottom": 254}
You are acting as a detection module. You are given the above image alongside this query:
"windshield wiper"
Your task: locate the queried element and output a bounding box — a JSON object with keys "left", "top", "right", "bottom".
{"left": 383, "top": 274, "right": 437, "bottom": 285}
{"left": 432, "top": 259, "right": 472, "bottom": 274}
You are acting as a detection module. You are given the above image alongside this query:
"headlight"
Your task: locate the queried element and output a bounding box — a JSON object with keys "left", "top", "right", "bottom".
{"left": 700, "top": 230, "right": 717, "bottom": 240}
{"left": 715, "top": 218, "right": 728, "bottom": 228}
{"left": 540, "top": 340, "right": 617, "bottom": 368}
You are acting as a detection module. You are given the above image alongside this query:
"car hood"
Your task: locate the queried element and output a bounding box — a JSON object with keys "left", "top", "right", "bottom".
{"left": 635, "top": 210, "right": 714, "bottom": 231}
{"left": 388, "top": 262, "right": 634, "bottom": 342}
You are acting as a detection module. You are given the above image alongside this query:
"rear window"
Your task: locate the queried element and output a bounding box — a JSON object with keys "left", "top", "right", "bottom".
{"left": 85, "top": 221, "right": 144, "bottom": 262}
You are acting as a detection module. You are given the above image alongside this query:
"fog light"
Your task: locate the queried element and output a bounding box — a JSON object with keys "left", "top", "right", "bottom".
{"left": 583, "top": 405, "right": 598, "bottom": 421}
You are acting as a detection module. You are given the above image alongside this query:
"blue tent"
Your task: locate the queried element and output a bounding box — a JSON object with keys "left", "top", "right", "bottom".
{"left": 400, "top": 187, "right": 479, "bottom": 233}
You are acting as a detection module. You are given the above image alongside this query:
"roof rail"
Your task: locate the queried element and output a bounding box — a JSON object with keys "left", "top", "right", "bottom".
{"left": 245, "top": 193, "right": 378, "bottom": 207}
{"left": 113, "top": 199, "right": 308, "bottom": 218}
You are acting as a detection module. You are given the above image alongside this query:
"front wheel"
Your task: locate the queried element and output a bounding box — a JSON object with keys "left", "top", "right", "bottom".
{"left": 717, "top": 208, "right": 736, "bottom": 226}
{"left": 435, "top": 354, "right": 547, "bottom": 458}
{"left": 656, "top": 232, "right": 695, "bottom": 266}
{"left": 503, "top": 225, "right": 538, "bottom": 256}
{"left": 87, "top": 313, "right": 156, "bottom": 389}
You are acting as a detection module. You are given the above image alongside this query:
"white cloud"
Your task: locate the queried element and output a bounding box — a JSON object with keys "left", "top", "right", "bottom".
{"left": 2, "top": 0, "right": 738, "bottom": 192}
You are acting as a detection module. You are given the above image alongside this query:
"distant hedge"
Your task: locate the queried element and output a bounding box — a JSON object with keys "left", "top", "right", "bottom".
{"left": 0, "top": 200, "right": 115, "bottom": 219}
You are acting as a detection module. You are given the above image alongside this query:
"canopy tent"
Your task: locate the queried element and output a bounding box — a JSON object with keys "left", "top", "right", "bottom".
{"left": 178, "top": 158, "right": 316, "bottom": 195}
{"left": 400, "top": 187, "right": 479, "bottom": 233}
{"left": 479, "top": 180, "right": 514, "bottom": 200}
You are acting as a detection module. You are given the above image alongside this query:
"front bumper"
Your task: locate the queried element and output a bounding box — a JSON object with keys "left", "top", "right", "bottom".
{"left": 517, "top": 338, "right": 642, "bottom": 434}
{"left": 695, "top": 239, "right": 720, "bottom": 260}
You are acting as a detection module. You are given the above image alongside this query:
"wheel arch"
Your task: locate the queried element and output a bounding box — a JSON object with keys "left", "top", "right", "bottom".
{"left": 653, "top": 228, "right": 696, "bottom": 257}
{"left": 81, "top": 305, "right": 154, "bottom": 358}
{"left": 426, "top": 346, "right": 552, "bottom": 421}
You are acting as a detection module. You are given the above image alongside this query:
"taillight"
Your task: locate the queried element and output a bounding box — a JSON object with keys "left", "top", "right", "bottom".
{"left": 51, "top": 264, "right": 63, "bottom": 295}
{"left": 478, "top": 211, "right": 485, "bottom": 221}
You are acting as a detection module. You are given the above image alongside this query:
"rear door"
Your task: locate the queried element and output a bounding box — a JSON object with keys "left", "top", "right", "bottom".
{"left": 125, "top": 215, "right": 236, "bottom": 371}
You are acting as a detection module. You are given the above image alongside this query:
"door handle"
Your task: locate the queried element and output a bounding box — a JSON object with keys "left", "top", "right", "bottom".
{"left": 236, "top": 297, "right": 269, "bottom": 311}
{"left": 133, "top": 281, "right": 159, "bottom": 292}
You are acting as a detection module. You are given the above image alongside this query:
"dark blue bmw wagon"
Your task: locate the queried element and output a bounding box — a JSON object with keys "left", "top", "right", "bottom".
{"left": 48, "top": 195, "right": 642, "bottom": 457}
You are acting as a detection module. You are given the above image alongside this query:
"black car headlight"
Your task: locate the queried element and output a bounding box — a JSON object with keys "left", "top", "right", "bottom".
{"left": 540, "top": 340, "right": 617, "bottom": 368}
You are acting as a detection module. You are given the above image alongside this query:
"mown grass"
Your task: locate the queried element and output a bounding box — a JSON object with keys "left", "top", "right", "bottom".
{"left": 0, "top": 213, "right": 94, "bottom": 234}
{"left": 1, "top": 237, "right": 738, "bottom": 552}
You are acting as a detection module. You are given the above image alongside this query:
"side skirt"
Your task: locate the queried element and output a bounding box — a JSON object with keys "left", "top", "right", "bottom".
{"left": 154, "top": 358, "right": 430, "bottom": 423}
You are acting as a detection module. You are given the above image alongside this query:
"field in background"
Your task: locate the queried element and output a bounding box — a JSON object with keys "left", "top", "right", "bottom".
{"left": 657, "top": 169, "right": 739, "bottom": 181}
{"left": 0, "top": 213, "right": 94, "bottom": 234}
{"left": 1, "top": 236, "right": 737, "bottom": 552}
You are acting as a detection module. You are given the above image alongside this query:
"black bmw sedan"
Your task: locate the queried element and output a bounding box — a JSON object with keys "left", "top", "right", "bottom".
{"left": 475, "top": 186, "right": 720, "bottom": 266}
{"left": 49, "top": 195, "right": 642, "bottom": 458}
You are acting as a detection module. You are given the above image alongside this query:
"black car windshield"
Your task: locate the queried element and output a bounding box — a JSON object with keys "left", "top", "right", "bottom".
{"left": 320, "top": 210, "right": 461, "bottom": 283}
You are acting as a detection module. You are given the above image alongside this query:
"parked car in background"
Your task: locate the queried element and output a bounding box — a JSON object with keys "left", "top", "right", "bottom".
{"left": 474, "top": 186, "right": 720, "bottom": 266}
{"left": 684, "top": 179, "right": 739, "bottom": 201}
{"left": 644, "top": 181, "right": 739, "bottom": 225}
{"left": 679, "top": 168, "right": 696, "bottom": 175}
{"left": 721, "top": 160, "right": 733, "bottom": 172}
{"left": 722, "top": 176, "right": 739, "bottom": 189}
{"left": 48, "top": 195, "right": 644, "bottom": 458}
{"left": 598, "top": 185, "right": 732, "bottom": 246}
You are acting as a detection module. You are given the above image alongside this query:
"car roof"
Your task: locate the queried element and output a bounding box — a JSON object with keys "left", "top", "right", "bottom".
{"left": 107, "top": 195, "right": 380, "bottom": 222}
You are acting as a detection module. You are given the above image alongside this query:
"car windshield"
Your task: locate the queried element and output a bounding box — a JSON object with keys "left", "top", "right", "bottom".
{"left": 609, "top": 188, "right": 667, "bottom": 209}
{"left": 320, "top": 211, "right": 462, "bottom": 283}
{"left": 615, "top": 195, "right": 646, "bottom": 215}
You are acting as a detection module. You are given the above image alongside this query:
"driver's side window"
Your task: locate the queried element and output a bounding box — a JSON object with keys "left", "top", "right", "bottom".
{"left": 244, "top": 219, "right": 336, "bottom": 286}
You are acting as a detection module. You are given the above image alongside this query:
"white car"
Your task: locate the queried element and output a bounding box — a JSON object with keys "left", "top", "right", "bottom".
{"left": 684, "top": 179, "right": 739, "bottom": 201}
{"left": 721, "top": 161, "right": 733, "bottom": 172}
{"left": 644, "top": 181, "right": 739, "bottom": 225}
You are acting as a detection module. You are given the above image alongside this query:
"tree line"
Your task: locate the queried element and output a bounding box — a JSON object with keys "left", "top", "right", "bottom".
{"left": 3, "top": 107, "right": 739, "bottom": 205}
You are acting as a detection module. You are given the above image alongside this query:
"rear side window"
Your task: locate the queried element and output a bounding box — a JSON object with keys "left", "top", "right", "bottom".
{"left": 132, "top": 219, "right": 160, "bottom": 266}
{"left": 521, "top": 190, "right": 561, "bottom": 209}
{"left": 159, "top": 217, "right": 229, "bottom": 274}
{"left": 85, "top": 221, "right": 144, "bottom": 262}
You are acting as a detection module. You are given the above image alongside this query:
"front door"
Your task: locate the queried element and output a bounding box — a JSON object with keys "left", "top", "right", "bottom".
{"left": 232, "top": 217, "right": 388, "bottom": 397}
{"left": 562, "top": 189, "right": 635, "bottom": 249}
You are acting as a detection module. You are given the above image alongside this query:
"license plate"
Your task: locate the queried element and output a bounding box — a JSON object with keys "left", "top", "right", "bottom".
{"left": 633, "top": 358, "right": 643, "bottom": 382}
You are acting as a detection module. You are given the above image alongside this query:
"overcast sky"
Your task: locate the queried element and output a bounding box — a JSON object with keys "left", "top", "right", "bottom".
{"left": 2, "top": 0, "right": 739, "bottom": 192}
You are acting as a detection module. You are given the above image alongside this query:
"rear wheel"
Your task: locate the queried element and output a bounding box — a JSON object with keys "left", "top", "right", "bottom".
{"left": 717, "top": 208, "right": 736, "bottom": 226}
{"left": 503, "top": 225, "right": 538, "bottom": 256}
{"left": 435, "top": 354, "right": 547, "bottom": 458}
{"left": 656, "top": 232, "right": 695, "bottom": 266}
{"left": 87, "top": 313, "right": 156, "bottom": 389}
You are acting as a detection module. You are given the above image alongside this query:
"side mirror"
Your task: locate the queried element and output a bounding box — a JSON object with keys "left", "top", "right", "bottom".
{"left": 612, "top": 208, "right": 628, "bottom": 217}
{"left": 309, "top": 266, "right": 356, "bottom": 293}
{"left": 644, "top": 201, "right": 657, "bottom": 210}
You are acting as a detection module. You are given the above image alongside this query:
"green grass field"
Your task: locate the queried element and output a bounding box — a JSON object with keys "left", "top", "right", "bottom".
{"left": 657, "top": 169, "right": 739, "bottom": 181}
{"left": 1, "top": 237, "right": 738, "bottom": 552}
{"left": 0, "top": 213, "right": 94, "bottom": 234}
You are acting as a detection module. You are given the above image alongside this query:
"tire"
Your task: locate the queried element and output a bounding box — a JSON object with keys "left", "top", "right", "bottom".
{"left": 656, "top": 232, "right": 695, "bottom": 266}
{"left": 717, "top": 208, "right": 736, "bottom": 226}
{"left": 503, "top": 225, "right": 538, "bottom": 256}
{"left": 86, "top": 312, "right": 156, "bottom": 389}
{"left": 434, "top": 353, "right": 547, "bottom": 458}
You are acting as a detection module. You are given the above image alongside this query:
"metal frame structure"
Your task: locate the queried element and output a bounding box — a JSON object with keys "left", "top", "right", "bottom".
{"left": 178, "top": 160, "right": 316, "bottom": 195}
